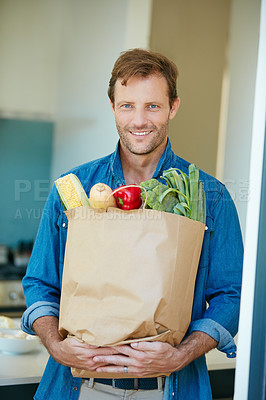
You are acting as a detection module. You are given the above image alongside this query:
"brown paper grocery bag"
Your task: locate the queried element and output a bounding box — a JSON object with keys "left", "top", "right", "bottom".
{"left": 58, "top": 206, "right": 205, "bottom": 378}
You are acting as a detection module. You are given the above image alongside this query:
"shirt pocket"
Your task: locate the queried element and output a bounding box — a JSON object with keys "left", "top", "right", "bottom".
{"left": 198, "top": 215, "right": 214, "bottom": 269}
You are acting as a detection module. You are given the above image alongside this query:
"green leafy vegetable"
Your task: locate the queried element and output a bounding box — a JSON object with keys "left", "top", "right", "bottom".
{"left": 140, "top": 179, "right": 179, "bottom": 213}
{"left": 140, "top": 164, "right": 206, "bottom": 224}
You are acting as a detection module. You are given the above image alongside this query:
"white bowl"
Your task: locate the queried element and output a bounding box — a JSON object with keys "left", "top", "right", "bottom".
{"left": 0, "top": 329, "right": 40, "bottom": 354}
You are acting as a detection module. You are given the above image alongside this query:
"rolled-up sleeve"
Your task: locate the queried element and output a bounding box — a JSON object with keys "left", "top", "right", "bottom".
{"left": 190, "top": 186, "right": 243, "bottom": 357}
{"left": 189, "top": 318, "right": 237, "bottom": 357}
{"left": 21, "top": 301, "right": 60, "bottom": 335}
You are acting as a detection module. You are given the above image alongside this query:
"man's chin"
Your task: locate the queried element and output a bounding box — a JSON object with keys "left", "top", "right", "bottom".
{"left": 125, "top": 144, "right": 161, "bottom": 156}
{"left": 119, "top": 134, "right": 168, "bottom": 156}
{"left": 130, "top": 148, "right": 155, "bottom": 156}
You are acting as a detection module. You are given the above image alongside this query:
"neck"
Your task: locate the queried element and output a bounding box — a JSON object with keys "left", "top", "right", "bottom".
{"left": 119, "top": 140, "right": 167, "bottom": 185}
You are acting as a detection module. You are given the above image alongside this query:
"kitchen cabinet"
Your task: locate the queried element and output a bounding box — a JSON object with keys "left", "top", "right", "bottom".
{"left": 0, "top": 382, "right": 39, "bottom": 399}
{"left": 0, "top": 118, "right": 53, "bottom": 248}
{"left": 207, "top": 349, "right": 235, "bottom": 399}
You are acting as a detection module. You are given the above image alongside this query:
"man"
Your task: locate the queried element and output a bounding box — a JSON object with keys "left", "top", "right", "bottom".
{"left": 21, "top": 49, "right": 243, "bottom": 399}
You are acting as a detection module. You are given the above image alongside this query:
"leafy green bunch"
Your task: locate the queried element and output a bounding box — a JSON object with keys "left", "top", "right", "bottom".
{"left": 140, "top": 164, "right": 206, "bottom": 224}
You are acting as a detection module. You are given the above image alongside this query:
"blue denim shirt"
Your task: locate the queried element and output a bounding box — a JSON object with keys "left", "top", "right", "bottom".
{"left": 21, "top": 139, "right": 243, "bottom": 400}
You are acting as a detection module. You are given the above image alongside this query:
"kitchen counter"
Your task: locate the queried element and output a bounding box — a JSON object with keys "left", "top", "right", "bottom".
{"left": 0, "top": 346, "right": 235, "bottom": 400}
{"left": 0, "top": 318, "right": 235, "bottom": 387}
{"left": 0, "top": 344, "right": 235, "bottom": 387}
{"left": 0, "top": 318, "right": 49, "bottom": 387}
{"left": 0, "top": 342, "right": 49, "bottom": 386}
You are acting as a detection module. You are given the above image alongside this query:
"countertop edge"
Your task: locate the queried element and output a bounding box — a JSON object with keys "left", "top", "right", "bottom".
{"left": 0, "top": 376, "right": 41, "bottom": 386}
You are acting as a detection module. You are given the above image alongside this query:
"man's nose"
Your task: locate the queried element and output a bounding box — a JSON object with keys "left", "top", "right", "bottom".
{"left": 132, "top": 108, "right": 148, "bottom": 128}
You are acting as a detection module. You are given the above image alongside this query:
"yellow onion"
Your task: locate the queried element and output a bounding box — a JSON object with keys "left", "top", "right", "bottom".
{"left": 89, "top": 183, "right": 117, "bottom": 209}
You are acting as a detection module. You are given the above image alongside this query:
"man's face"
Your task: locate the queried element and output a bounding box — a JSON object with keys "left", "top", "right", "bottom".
{"left": 111, "top": 74, "right": 180, "bottom": 156}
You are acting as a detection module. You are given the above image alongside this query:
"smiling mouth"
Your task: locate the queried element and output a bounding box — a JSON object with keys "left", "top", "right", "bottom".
{"left": 130, "top": 131, "right": 152, "bottom": 136}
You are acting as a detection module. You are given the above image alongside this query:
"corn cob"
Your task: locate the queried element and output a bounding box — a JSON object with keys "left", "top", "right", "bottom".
{"left": 55, "top": 173, "right": 90, "bottom": 210}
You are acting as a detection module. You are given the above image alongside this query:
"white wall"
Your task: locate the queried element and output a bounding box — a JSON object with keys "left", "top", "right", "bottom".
{"left": 149, "top": 0, "right": 231, "bottom": 177}
{"left": 51, "top": 0, "right": 128, "bottom": 180}
{"left": 125, "top": 0, "right": 153, "bottom": 50}
{"left": 0, "top": 0, "right": 64, "bottom": 119}
{"left": 51, "top": 0, "right": 153, "bottom": 180}
{"left": 209, "top": 0, "right": 264, "bottom": 379}
{"left": 217, "top": 0, "right": 262, "bottom": 237}
{"left": 215, "top": 0, "right": 266, "bottom": 397}
{"left": 233, "top": 0, "right": 266, "bottom": 397}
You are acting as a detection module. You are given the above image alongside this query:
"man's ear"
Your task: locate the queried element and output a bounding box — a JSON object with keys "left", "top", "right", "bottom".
{"left": 169, "top": 97, "right": 180, "bottom": 120}
{"left": 110, "top": 100, "right": 115, "bottom": 114}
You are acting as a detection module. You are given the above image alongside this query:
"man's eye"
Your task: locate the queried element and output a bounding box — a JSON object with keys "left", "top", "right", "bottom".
{"left": 149, "top": 104, "right": 158, "bottom": 109}
{"left": 122, "top": 104, "right": 132, "bottom": 109}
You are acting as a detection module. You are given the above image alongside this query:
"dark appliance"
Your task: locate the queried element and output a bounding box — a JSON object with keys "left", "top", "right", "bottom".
{"left": 0, "top": 264, "right": 27, "bottom": 317}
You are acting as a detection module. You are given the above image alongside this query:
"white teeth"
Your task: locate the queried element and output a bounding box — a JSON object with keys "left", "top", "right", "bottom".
{"left": 131, "top": 131, "right": 150, "bottom": 136}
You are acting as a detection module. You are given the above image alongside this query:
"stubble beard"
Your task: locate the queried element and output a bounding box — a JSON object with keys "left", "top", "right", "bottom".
{"left": 116, "top": 121, "right": 169, "bottom": 156}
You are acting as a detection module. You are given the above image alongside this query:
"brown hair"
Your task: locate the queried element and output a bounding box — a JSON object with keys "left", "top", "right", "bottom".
{"left": 108, "top": 48, "right": 178, "bottom": 107}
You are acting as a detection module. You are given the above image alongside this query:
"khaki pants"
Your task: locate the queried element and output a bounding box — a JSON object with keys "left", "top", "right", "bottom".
{"left": 79, "top": 379, "right": 164, "bottom": 400}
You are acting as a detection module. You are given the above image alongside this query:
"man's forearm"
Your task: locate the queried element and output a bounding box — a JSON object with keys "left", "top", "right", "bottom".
{"left": 33, "top": 317, "right": 217, "bottom": 374}
{"left": 33, "top": 315, "right": 63, "bottom": 356}
{"left": 173, "top": 331, "right": 218, "bottom": 371}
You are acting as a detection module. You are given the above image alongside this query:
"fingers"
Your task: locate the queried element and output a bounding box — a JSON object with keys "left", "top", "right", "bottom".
{"left": 94, "top": 353, "right": 149, "bottom": 376}
{"left": 93, "top": 354, "right": 133, "bottom": 366}
{"left": 96, "top": 364, "right": 145, "bottom": 376}
{"left": 92, "top": 342, "right": 175, "bottom": 376}
{"left": 54, "top": 339, "right": 120, "bottom": 371}
{"left": 112, "top": 342, "right": 159, "bottom": 357}
{"left": 93, "top": 349, "right": 153, "bottom": 372}
{"left": 130, "top": 341, "right": 171, "bottom": 353}
{"left": 93, "top": 342, "right": 167, "bottom": 365}
{"left": 67, "top": 338, "right": 99, "bottom": 349}
{"left": 57, "top": 340, "right": 172, "bottom": 374}
{"left": 67, "top": 338, "right": 119, "bottom": 356}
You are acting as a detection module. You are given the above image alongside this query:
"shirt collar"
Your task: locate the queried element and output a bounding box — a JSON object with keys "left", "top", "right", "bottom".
{"left": 152, "top": 138, "right": 175, "bottom": 179}
{"left": 110, "top": 138, "right": 175, "bottom": 185}
{"left": 110, "top": 141, "right": 125, "bottom": 186}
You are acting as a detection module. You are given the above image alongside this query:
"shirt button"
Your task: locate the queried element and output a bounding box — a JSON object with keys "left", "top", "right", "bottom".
{"left": 73, "top": 386, "right": 78, "bottom": 391}
{"left": 62, "top": 223, "right": 66, "bottom": 227}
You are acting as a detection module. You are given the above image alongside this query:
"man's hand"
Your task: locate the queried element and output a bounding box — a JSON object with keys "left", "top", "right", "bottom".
{"left": 32, "top": 316, "right": 119, "bottom": 371}
{"left": 33, "top": 317, "right": 218, "bottom": 375}
{"left": 94, "top": 331, "right": 218, "bottom": 376}
{"left": 94, "top": 341, "right": 178, "bottom": 376}
{"left": 50, "top": 336, "right": 120, "bottom": 371}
